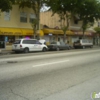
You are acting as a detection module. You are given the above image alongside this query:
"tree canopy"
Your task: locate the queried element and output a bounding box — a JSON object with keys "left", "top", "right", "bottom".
{"left": 0, "top": 0, "right": 14, "bottom": 12}
{"left": 94, "top": 27, "right": 100, "bottom": 34}
{"left": 45, "top": 0, "right": 100, "bottom": 38}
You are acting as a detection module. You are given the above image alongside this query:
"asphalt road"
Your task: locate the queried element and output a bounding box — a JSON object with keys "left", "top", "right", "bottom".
{"left": 0, "top": 48, "right": 100, "bottom": 100}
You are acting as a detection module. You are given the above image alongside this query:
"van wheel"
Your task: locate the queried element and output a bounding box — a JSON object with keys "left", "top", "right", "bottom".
{"left": 90, "top": 46, "right": 93, "bottom": 48}
{"left": 82, "top": 46, "right": 85, "bottom": 49}
{"left": 56, "top": 47, "right": 60, "bottom": 51}
{"left": 15, "top": 51, "right": 19, "bottom": 53}
{"left": 24, "top": 48, "right": 29, "bottom": 53}
{"left": 42, "top": 47, "right": 47, "bottom": 52}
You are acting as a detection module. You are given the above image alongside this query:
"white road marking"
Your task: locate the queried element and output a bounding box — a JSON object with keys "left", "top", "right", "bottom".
{"left": 32, "top": 60, "right": 70, "bottom": 67}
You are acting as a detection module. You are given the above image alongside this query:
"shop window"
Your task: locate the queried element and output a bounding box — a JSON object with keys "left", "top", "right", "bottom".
{"left": 29, "top": 13, "right": 36, "bottom": 23}
{"left": 20, "top": 12, "right": 27, "bottom": 23}
{"left": 4, "top": 11, "right": 10, "bottom": 21}
{"left": 6, "top": 36, "right": 15, "bottom": 44}
{"left": 0, "top": 36, "right": 5, "bottom": 41}
{"left": 19, "top": 36, "right": 23, "bottom": 39}
{"left": 74, "top": 19, "right": 78, "bottom": 24}
{"left": 58, "top": 37, "right": 60, "bottom": 41}
{"left": 53, "top": 37, "right": 56, "bottom": 41}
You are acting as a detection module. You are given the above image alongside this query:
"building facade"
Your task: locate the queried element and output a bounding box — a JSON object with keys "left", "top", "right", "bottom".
{"left": 40, "top": 11, "right": 96, "bottom": 45}
{"left": 0, "top": 5, "right": 35, "bottom": 46}
{"left": 0, "top": 6, "right": 98, "bottom": 50}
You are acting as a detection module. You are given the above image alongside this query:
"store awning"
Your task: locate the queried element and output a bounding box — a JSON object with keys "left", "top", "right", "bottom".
{"left": 66, "top": 30, "right": 74, "bottom": 35}
{"left": 20, "top": 29, "right": 33, "bottom": 36}
{"left": 43, "top": 28, "right": 64, "bottom": 35}
{"left": 37, "top": 30, "right": 44, "bottom": 37}
{"left": 0, "top": 28, "right": 22, "bottom": 35}
{"left": 0, "top": 28, "right": 34, "bottom": 36}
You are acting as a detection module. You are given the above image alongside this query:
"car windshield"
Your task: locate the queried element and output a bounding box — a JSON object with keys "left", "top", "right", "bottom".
{"left": 75, "top": 40, "right": 80, "bottom": 43}
{"left": 14, "top": 40, "right": 21, "bottom": 44}
{"left": 51, "top": 42, "right": 57, "bottom": 44}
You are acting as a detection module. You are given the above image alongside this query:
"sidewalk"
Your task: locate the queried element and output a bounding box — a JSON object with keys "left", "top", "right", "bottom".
{"left": 0, "top": 45, "right": 100, "bottom": 55}
{"left": 0, "top": 45, "right": 13, "bottom": 55}
{"left": 0, "top": 49, "right": 13, "bottom": 55}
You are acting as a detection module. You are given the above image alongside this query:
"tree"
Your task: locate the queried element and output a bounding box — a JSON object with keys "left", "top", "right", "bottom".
{"left": 45, "top": 0, "right": 74, "bottom": 43}
{"left": 46, "top": 0, "right": 100, "bottom": 41}
{"left": 31, "top": 19, "right": 38, "bottom": 39}
{"left": 0, "top": 0, "right": 14, "bottom": 12}
{"left": 76, "top": 0, "right": 100, "bottom": 38}
{"left": 94, "top": 27, "right": 100, "bottom": 33}
{"left": 17, "top": 0, "right": 46, "bottom": 39}
{"left": 94, "top": 27, "right": 100, "bottom": 45}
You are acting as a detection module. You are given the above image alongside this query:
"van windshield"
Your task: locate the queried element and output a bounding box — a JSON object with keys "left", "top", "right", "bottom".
{"left": 14, "top": 40, "right": 21, "bottom": 44}
{"left": 75, "top": 40, "right": 80, "bottom": 43}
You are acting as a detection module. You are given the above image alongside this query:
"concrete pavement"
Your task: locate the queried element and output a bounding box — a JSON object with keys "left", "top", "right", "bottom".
{"left": 0, "top": 49, "right": 100, "bottom": 100}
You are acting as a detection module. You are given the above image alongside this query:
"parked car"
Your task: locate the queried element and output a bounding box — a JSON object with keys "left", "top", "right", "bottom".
{"left": 73, "top": 39, "right": 93, "bottom": 49}
{"left": 39, "top": 39, "right": 46, "bottom": 45}
{"left": 12, "top": 39, "right": 48, "bottom": 53}
{"left": 47, "top": 41, "right": 71, "bottom": 51}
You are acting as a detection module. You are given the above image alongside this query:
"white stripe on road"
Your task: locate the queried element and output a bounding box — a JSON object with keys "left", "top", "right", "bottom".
{"left": 33, "top": 60, "right": 70, "bottom": 67}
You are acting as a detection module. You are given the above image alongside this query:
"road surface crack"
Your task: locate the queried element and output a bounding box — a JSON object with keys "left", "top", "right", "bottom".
{"left": 9, "top": 87, "right": 29, "bottom": 100}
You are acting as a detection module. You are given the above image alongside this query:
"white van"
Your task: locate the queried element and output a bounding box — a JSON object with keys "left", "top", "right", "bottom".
{"left": 73, "top": 39, "right": 93, "bottom": 49}
{"left": 12, "top": 39, "right": 48, "bottom": 53}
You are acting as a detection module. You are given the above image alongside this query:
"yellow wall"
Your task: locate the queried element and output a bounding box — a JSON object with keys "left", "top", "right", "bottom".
{"left": 0, "top": 5, "right": 34, "bottom": 29}
{"left": 40, "top": 11, "right": 64, "bottom": 28}
{"left": 40, "top": 11, "right": 97, "bottom": 32}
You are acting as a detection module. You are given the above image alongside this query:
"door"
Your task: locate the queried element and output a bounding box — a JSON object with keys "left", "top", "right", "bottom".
{"left": 22, "top": 40, "right": 35, "bottom": 51}
{"left": 32, "top": 40, "right": 42, "bottom": 51}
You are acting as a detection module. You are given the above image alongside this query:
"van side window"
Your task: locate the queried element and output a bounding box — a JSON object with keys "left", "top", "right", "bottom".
{"left": 36, "top": 40, "right": 41, "bottom": 44}
{"left": 23, "top": 40, "right": 36, "bottom": 44}
{"left": 31, "top": 40, "right": 36, "bottom": 44}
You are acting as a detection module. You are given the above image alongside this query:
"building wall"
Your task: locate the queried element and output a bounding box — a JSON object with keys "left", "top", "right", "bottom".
{"left": 40, "top": 11, "right": 62, "bottom": 28}
{"left": 40, "top": 11, "right": 98, "bottom": 32}
{"left": 0, "top": 5, "right": 34, "bottom": 29}
{"left": 40, "top": 11, "right": 97, "bottom": 46}
{"left": 0, "top": 5, "right": 36, "bottom": 48}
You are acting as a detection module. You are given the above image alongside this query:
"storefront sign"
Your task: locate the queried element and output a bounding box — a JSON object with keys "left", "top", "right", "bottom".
{"left": 49, "top": 33, "right": 53, "bottom": 36}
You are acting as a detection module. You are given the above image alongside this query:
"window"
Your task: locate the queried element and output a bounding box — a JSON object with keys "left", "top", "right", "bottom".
{"left": 51, "top": 42, "right": 57, "bottom": 44}
{"left": 14, "top": 40, "right": 21, "bottom": 44}
{"left": 22, "top": 40, "right": 36, "bottom": 44}
{"left": 4, "top": 11, "right": 10, "bottom": 21}
{"left": 74, "top": 19, "right": 78, "bottom": 24}
{"left": 7, "top": 36, "right": 15, "bottom": 43}
{"left": 20, "top": 12, "right": 27, "bottom": 23}
{"left": 29, "top": 13, "right": 36, "bottom": 23}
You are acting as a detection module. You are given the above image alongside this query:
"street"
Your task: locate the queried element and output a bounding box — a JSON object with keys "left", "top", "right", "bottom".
{"left": 0, "top": 48, "right": 100, "bottom": 100}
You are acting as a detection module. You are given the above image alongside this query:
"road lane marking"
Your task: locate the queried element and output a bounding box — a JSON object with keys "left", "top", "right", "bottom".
{"left": 32, "top": 60, "right": 70, "bottom": 67}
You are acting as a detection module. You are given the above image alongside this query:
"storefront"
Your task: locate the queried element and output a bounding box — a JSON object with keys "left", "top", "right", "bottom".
{"left": 41, "top": 28, "right": 94, "bottom": 45}
{"left": 42, "top": 28, "right": 64, "bottom": 44}
{"left": 0, "top": 27, "right": 34, "bottom": 45}
{"left": 68, "top": 31, "right": 94, "bottom": 45}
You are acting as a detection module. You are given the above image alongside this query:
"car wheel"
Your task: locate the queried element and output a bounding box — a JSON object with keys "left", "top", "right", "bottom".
{"left": 56, "top": 47, "right": 60, "bottom": 51}
{"left": 90, "top": 46, "right": 93, "bottom": 48}
{"left": 67, "top": 47, "right": 70, "bottom": 50}
{"left": 24, "top": 48, "right": 29, "bottom": 53}
{"left": 42, "top": 47, "right": 47, "bottom": 52}
{"left": 15, "top": 51, "right": 19, "bottom": 53}
{"left": 82, "top": 46, "right": 85, "bottom": 49}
